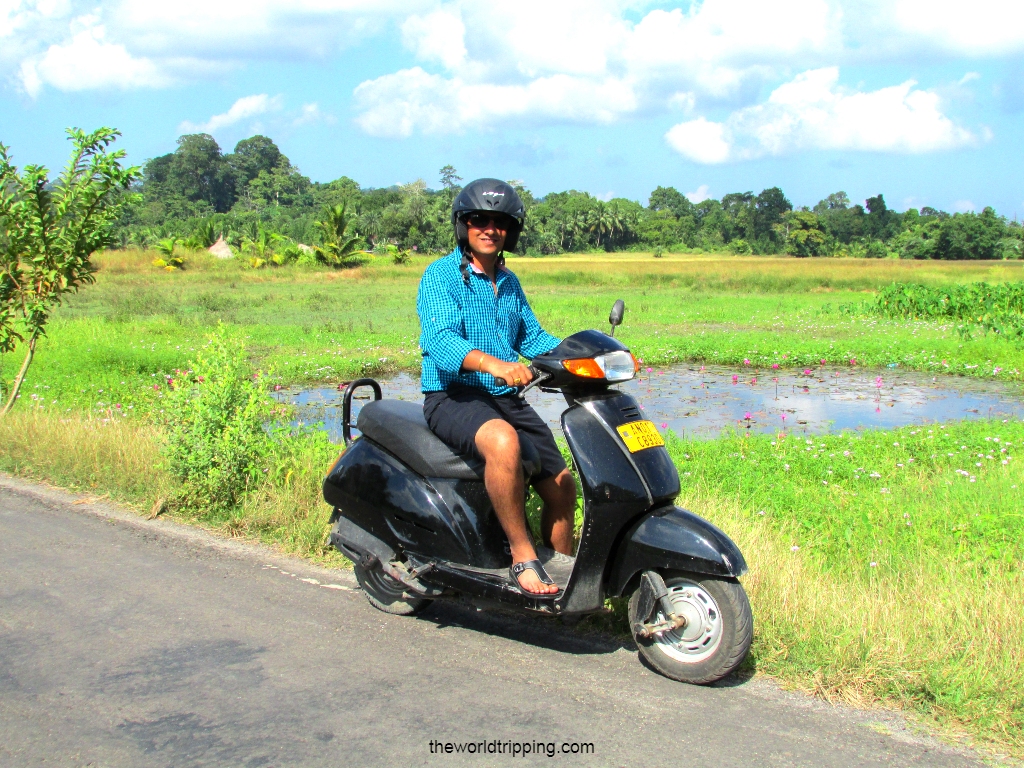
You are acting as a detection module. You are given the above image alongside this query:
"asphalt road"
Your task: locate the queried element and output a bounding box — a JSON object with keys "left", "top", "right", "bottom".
{"left": 0, "top": 477, "right": 984, "bottom": 767}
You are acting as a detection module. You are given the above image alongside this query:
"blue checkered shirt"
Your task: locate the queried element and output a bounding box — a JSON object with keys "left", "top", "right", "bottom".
{"left": 418, "top": 248, "right": 560, "bottom": 395}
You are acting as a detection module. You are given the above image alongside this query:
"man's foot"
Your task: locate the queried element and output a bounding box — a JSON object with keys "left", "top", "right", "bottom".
{"left": 510, "top": 559, "right": 559, "bottom": 596}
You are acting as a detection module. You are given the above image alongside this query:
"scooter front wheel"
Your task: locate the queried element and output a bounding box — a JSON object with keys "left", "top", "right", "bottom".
{"left": 628, "top": 572, "right": 752, "bottom": 685}
{"left": 354, "top": 563, "right": 433, "bottom": 616}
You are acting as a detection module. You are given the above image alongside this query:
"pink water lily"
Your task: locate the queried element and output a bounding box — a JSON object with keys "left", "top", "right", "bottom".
{"left": 732, "top": 374, "right": 739, "bottom": 383}
{"left": 743, "top": 412, "right": 752, "bottom": 420}
{"left": 751, "top": 377, "right": 757, "bottom": 384}
{"left": 743, "top": 358, "right": 751, "bottom": 366}
{"left": 660, "top": 422, "right": 668, "bottom": 428}
{"left": 803, "top": 369, "right": 813, "bottom": 375}
{"left": 771, "top": 363, "right": 779, "bottom": 369}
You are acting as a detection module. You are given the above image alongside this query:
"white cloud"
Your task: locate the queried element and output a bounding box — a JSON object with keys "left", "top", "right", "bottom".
{"left": 293, "top": 102, "right": 333, "bottom": 126}
{"left": 351, "top": 0, "right": 840, "bottom": 135}
{"left": 953, "top": 199, "right": 975, "bottom": 212}
{"left": 180, "top": 94, "right": 284, "bottom": 134}
{"left": 890, "top": 0, "right": 1024, "bottom": 56}
{"left": 354, "top": 67, "right": 636, "bottom": 137}
{"left": 686, "top": 184, "right": 711, "bottom": 203}
{"left": 666, "top": 118, "right": 730, "bottom": 164}
{"left": 19, "top": 17, "right": 167, "bottom": 96}
{"left": 665, "top": 67, "right": 977, "bottom": 163}
{"left": 402, "top": 8, "right": 466, "bottom": 69}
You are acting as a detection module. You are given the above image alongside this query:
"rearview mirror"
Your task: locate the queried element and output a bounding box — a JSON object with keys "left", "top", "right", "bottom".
{"left": 609, "top": 300, "right": 625, "bottom": 336}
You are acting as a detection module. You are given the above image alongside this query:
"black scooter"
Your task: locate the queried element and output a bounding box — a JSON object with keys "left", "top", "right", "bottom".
{"left": 322, "top": 301, "right": 752, "bottom": 684}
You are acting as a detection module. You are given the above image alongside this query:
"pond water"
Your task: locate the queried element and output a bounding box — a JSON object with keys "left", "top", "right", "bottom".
{"left": 274, "top": 365, "right": 1024, "bottom": 443}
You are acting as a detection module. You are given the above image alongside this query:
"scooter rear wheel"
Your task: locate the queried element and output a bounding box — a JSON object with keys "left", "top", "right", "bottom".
{"left": 629, "top": 572, "right": 752, "bottom": 685}
{"left": 354, "top": 563, "right": 433, "bottom": 616}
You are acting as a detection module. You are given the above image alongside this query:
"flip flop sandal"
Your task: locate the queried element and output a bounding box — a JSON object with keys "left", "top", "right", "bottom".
{"left": 510, "top": 559, "right": 560, "bottom": 596}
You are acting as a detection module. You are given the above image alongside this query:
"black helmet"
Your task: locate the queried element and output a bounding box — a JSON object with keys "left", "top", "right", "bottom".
{"left": 451, "top": 178, "right": 526, "bottom": 253}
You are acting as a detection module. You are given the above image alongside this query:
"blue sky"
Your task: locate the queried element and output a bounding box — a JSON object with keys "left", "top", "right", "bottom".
{"left": 2, "top": 0, "right": 1024, "bottom": 215}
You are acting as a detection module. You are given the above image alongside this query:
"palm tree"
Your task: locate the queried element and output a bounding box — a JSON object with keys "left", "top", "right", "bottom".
{"left": 314, "top": 203, "right": 364, "bottom": 266}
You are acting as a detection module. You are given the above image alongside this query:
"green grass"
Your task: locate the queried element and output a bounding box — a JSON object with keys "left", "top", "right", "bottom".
{"left": 7, "top": 250, "right": 1024, "bottom": 416}
{"left": 2, "top": 249, "right": 1024, "bottom": 757}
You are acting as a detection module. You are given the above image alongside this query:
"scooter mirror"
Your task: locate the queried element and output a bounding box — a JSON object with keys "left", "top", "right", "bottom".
{"left": 609, "top": 300, "right": 625, "bottom": 337}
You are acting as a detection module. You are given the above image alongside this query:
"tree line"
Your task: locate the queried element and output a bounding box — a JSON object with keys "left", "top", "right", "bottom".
{"left": 118, "top": 132, "right": 1023, "bottom": 261}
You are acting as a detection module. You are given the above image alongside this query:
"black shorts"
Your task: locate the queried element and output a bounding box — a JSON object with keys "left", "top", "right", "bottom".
{"left": 423, "top": 386, "right": 567, "bottom": 483}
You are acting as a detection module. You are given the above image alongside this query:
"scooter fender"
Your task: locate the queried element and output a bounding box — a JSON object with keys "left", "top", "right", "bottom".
{"left": 606, "top": 506, "right": 748, "bottom": 598}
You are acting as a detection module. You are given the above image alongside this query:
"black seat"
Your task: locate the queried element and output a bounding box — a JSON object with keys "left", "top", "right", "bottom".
{"left": 356, "top": 400, "right": 542, "bottom": 481}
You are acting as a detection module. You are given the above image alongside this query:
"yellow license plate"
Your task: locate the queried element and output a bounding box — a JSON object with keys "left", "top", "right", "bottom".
{"left": 616, "top": 420, "right": 665, "bottom": 453}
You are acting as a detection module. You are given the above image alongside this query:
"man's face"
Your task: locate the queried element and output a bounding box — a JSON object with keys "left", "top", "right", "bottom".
{"left": 464, "top": 212, "right": 510, "bottom": 257}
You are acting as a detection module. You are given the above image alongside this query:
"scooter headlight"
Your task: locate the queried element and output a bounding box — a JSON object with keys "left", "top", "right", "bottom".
{"left": 562, "top": 351, "right": 637, "bottom": 382}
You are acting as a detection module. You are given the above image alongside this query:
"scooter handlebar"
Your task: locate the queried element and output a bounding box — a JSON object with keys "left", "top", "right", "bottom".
{"left": 493, "top": 364, "right": 540, "bottom": 389}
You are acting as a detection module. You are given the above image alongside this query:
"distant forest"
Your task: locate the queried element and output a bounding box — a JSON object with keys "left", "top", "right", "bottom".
{"left": 115, "top": 133, "right": 1023, "bottom": 261}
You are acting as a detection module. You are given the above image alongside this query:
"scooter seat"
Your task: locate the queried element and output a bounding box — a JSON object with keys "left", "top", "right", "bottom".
{"left": 356, "top": 400, "right": 543, "bottom": 481}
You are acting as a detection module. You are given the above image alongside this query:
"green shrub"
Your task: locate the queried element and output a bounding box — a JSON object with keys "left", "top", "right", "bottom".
{"left": 163, "top": 330, "right": 272, "bottom": 510}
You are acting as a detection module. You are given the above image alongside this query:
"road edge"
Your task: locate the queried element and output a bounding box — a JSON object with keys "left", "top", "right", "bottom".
{"left": 0, "top": 472, "right": 357, "bottom": 588}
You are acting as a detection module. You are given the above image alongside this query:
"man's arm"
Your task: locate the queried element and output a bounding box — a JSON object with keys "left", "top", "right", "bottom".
{"left": 417, "top": 268, "right": 474, "bottom": 374}
{"left": 417, "top": 266, "right": 535, "bottom": 386}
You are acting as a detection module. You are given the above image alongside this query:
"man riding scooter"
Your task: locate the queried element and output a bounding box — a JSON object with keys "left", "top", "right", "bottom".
{"left": 417, "top": 179, "right": 576, "bottom": 595}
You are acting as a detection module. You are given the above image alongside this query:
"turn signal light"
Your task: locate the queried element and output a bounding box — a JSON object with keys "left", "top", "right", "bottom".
{"left": 562, "top": 358, "right": 605, "bottom": 378}
{"left": 562, "top": 351, "right": 638, "bottom": 382}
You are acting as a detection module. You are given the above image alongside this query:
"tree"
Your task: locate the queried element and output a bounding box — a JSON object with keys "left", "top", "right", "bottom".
{"left": 228, "top": 135, "right": 283, "bottom": 190}
{"left": 753, "top": 187, "right": 792, "bottom": 245}
{"left": 648, "top": 186, "right": 695, "bottom": 219}
{"left": 439, "top": 164, "right": 462, "bottom": 193}
{"left": 313, "top": 203, "right": 364, "bottom": 266}
{"left": 0, "top": 127, "right": 139, "bottom": 416}
{"left": 934, "top": 208, "right": 1006, "bottom": 260}
{"left": 776, "top": 210, "right": 827, "bottom": 257}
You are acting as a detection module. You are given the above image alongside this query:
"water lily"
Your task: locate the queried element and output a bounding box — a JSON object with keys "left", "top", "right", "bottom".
{"left": 743, "top": 412, "right": 752, "bottom": 420}
{"left": 803, "top": 369, "right": 813, "bottom": 376}
{"left": 732, "top": 374, "right": 739, "bottom": 383}
{"left": 771, "top": 363, "right": 779, "bottom": 369}
{"left": 743, "top": 358, "right": 751, "bottom": 366}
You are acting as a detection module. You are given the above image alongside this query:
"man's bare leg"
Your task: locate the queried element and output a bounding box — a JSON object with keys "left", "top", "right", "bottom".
{"left": 475, "top": 419, "right": 557, "bottom": 595}
{"left": 534, "top": 469, "right": 576, "bottom": 556}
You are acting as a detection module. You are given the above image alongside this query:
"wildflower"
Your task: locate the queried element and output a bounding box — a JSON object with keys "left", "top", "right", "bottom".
{"left": 976, "top": 462, "right": 982, "bottom": 467}
{"left": 152, "top": 384, "right": 159, "bottom": 391}
{"left": 869, "top": 472, "right": 881, "bottom": 479}
{"left": 1003, "top": 460, "right": 1009, "bottom": 465}
{"left": 880, "top": 488, "right": 889, "bottom": 493}
{"left": 758, "top": 510, "right": 766, "bottom": 516}
{"left": 791, "top": 545, "right": 800, "bottom": 552}
{"left": 843, "top": 450, "right": 850, "bottom": 456}
{"left": 274, "top": 384, "right": 283, "bottom": 391}
{"left": 849, "top": 357, "right": 857, "bottom": 366}
{"left": 772, "top": 363, "right": 780, "bottom": 370}
{"left": 784, "top": 464, "right": 790, "bottom": 471}
{"left": 820, "top": 359, "right": 826, "bottom": 365}
{"left": 869, "top": 562, "right": 877, "bottom": 567}
{"left": 743, "top": 358, "right": 751, "bottom": 366}
{"left": 115, "top": 404, "right": 122, "bottom": 409}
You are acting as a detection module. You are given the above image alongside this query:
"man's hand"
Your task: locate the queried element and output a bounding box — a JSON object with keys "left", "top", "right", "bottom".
{"left": 485, "top": 359, "right": 533, "bottom": 388}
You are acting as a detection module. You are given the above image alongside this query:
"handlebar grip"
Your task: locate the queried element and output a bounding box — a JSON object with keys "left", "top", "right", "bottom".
{"left": 494, "top": 377, "right": 507, "bottom": 387}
